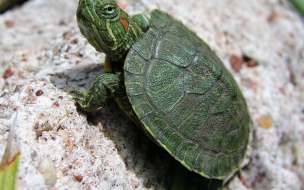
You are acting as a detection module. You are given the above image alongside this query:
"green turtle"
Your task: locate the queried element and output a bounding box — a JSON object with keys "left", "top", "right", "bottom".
{"left": 71, "top": 0, "right": 251, "bottom": 189}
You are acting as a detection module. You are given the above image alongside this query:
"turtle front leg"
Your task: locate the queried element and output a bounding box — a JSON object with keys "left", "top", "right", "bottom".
{"left": 132, "top": 13, "right": 150, "bottom": 33}
{"left": 70, "top": 73, "right": 124, "bottom": 112}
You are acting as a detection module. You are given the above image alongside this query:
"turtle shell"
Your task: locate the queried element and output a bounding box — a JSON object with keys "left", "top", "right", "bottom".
{"left": 124, "top": 9, "right": 250, "bottom": 179}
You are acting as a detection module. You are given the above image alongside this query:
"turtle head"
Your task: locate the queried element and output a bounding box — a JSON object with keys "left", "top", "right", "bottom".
{"left": 76, "top": 0, "right": 146, "bottom": 61}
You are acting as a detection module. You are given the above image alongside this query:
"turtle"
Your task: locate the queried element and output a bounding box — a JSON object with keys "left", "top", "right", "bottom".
{"left": 71, "top": 0, "right": 251, "bottom": 189}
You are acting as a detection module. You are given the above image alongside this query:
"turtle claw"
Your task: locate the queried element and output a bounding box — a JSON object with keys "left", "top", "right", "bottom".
{"left": 69, "top": 86, "right": 108, "bottom": 112}
{"left": 69, "top": 89, "right": 94, "bottom": 112}
{"left": 69, "top": 89, "right": 87, "bottom": 102}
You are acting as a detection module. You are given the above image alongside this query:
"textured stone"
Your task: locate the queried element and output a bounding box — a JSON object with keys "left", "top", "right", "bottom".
{"left": 0, "top": 0, "right": 304, "bottom": 189}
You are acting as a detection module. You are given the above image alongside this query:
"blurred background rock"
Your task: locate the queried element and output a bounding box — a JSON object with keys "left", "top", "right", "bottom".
{"left": 0, "top": 0, "right": 28, "bottom": 13}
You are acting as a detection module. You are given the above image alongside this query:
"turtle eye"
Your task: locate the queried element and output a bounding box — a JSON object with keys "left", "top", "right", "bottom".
{"left": 100, "top": 4, "right": 117, "bottom": 16}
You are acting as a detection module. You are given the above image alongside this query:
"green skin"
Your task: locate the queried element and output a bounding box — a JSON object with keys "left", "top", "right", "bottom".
{"left": 72, "top": 0, "right": 148, "bottom": 112}
{"left": 72, "top": 0, "right": 250, "bottom": 189}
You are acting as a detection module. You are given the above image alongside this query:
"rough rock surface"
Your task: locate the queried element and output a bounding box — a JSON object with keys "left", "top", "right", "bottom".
{"left": 0, "top": 0, "right": 304, "bottom": 189}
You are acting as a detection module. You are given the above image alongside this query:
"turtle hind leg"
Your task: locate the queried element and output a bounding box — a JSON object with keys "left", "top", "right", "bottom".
{"left": 70, "top": 73, "right": 125, "bottom": 112}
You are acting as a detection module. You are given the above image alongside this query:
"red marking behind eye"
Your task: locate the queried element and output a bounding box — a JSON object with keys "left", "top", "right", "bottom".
{"left": 120, "top": 15, "right": 129, "bottom": 32}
